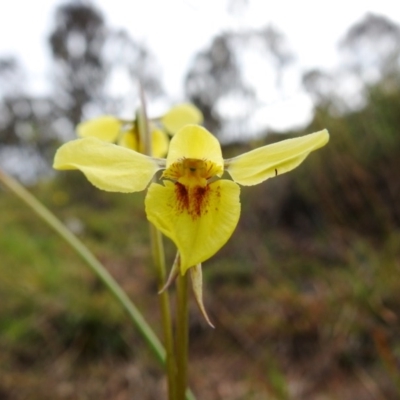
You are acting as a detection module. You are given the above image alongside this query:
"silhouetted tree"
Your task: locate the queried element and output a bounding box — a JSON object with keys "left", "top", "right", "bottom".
{"left": 0, "top": 1, "right": 163, "bottom": 182}
{"left": 302, "top": 14, "right": 400, "bottom": 115}
{"left": 0, "top": 56, "right": 57, "bottom": 182}
{"left": 260, "top": 25, "right": 294, "bottom": 88}
{"left": 0, "top": 57, "right": 26, "bottom": 98}
{"left": 339, "top": 13, "right": 400, "bottom": 87}
{"left": 185, "top": 25, "right": 294, "bottom": 140}
{"left": 185, "top": 33, "right": 252, "bottom": 134}
{"left": 48, "top": 1, "right": 163, "bottom": 136}
{"left": 49, "top": 2, "right": 108, "bottom": 127}
{"left": 302, "top": 69, "right": 336, "bottom": 109}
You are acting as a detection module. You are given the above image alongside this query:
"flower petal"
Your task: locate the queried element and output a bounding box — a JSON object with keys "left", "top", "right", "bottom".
{"left": 225, "top": 129, "right": 329, "bottom": 186}
{"left": 151, "top": 128, "right": 169, "bottom": 157}
{"left": 145, "top": 179, "right": 241, "bottom": 274}
{"left": 159, "top": 252, "right": 180, "bottom": 293}
{"left": 118, "top": 127, "right": 168, "bottom": 157}
{"left": 118, "top": 130, "right": 138, "bottom": 151}
{"left": 77, "top": 116, "right": 122, "bottom": 142}
{"left": 53, "top": 137, "right": 164, "bottom": 192}
{"left": 161, "top": 103, "right": 203, "bottom": 134}
{"left": 166, "top": 125, "right": 223, "bottom": 170}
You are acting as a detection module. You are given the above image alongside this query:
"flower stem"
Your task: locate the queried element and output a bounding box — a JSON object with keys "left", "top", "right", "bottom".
{"left": 176, "top": 271, "right": 190, "bottom": 400}
{"left": 0, "top": 169, "right": 165, "bottom": 364}
{"left": 149, "top": 224, "right": 177, "bottom": 399}
{"left": 137, "top": 85, "right": 177, "bottom": 399}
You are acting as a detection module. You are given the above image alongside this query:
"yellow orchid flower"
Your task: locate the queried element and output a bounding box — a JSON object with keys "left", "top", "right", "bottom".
{"left": 54, "top": 124, "right": 329, "bottom": 274}
{"left": 76, "top": 103, "right": 203, "bottom": 157}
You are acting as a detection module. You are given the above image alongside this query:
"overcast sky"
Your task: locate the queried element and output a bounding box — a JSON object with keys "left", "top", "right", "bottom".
{"left": 0, "top": 0, "right": 399, "bottom": 132}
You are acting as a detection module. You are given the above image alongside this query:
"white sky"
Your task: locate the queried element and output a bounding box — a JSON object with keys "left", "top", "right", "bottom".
{"left": 1, "top": 0, "right": 399, "bottom": 133}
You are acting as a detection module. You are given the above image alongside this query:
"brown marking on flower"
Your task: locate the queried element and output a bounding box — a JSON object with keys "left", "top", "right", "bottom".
{"left": 175, "top": 182, "right": 189, "bottom": 213}
{"left": 192, "top": 185, "right": 210, "bottom": 218}
{"left": 174, "top": 182, "right": 211, "bottom": 220}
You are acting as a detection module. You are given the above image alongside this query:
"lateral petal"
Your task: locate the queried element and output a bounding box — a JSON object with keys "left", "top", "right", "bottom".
{"left": 53, "top": 137, "right": 164, "bottom": 192}
{"left": 145, "top": 180, "right": 241, "bottom": 274}
{"left": 225, "top": 129, "right": 329, "bottom": 186}
{"left": 77, "top": 116, "right": 122, "bottom": 142}
{"left": 166, "top": 125, "right": 223, "bottom": 171}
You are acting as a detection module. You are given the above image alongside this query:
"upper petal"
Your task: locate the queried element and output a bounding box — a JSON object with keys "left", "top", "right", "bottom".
{"left": 145, "top": 179, "right": 240, "bottom": 274}
{"left": 166, "top": 125, "right": 223, "bottom": 170}
{"left": 53, "top": 137, "right": 164, "bottom": 192}
{"left": 77, "top": 116, "right": 122, "bottom": 142}
{"left": 161, "top": 103, "right": 203, "bottom": 134}
{"left": 225, "top": 129, "right": 329, "bottom": 186}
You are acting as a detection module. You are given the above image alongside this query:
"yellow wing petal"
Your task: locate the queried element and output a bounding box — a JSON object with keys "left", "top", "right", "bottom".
{"left": 76, "top": 116, "right": 122, "bottom": 142}
{"left": 145, "top": 180, "right": 240, "bottom": 274}
{"left": 161, "top": 103, "right": 203, "bottom": 134}
{"left": 225, "top": 129, "right": 329, "bottom": 186}
{"left": 166, "top": 125, "right": 223, "bottom": 170}
{"left": 53, "top": 137, "right": 164, "bottom": 192}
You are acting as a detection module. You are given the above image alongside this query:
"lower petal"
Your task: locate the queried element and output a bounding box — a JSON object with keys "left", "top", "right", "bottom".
{"left": 145, "top": 180, "right": 241, "bottom": 273}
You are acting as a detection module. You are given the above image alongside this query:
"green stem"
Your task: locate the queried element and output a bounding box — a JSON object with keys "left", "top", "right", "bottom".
{"left": 149, "top": 224, "right": 177, "bottom": 399}
{"left": 137, "top": 85, "right": 177, "bottom": 399}
{"left": 176, "top": 271, "right": 190, "bottom": 400}
{"left": 0, "top": 169, "right": 165, "bottom": 365}
{"left": 137, "top": 84, "right": 196, "bottom": 400}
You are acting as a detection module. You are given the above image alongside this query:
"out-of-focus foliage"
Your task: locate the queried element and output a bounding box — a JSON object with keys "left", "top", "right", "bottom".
{"left": 299, "top": 82, "right": 400, "bottom": 236}
{"left": 297, "top": 13, "right": 400, "bottom": 237}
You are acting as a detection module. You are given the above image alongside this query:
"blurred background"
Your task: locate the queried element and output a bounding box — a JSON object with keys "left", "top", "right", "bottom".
{"left": 1, "top": 0, "right": 400, "bottom": 399}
